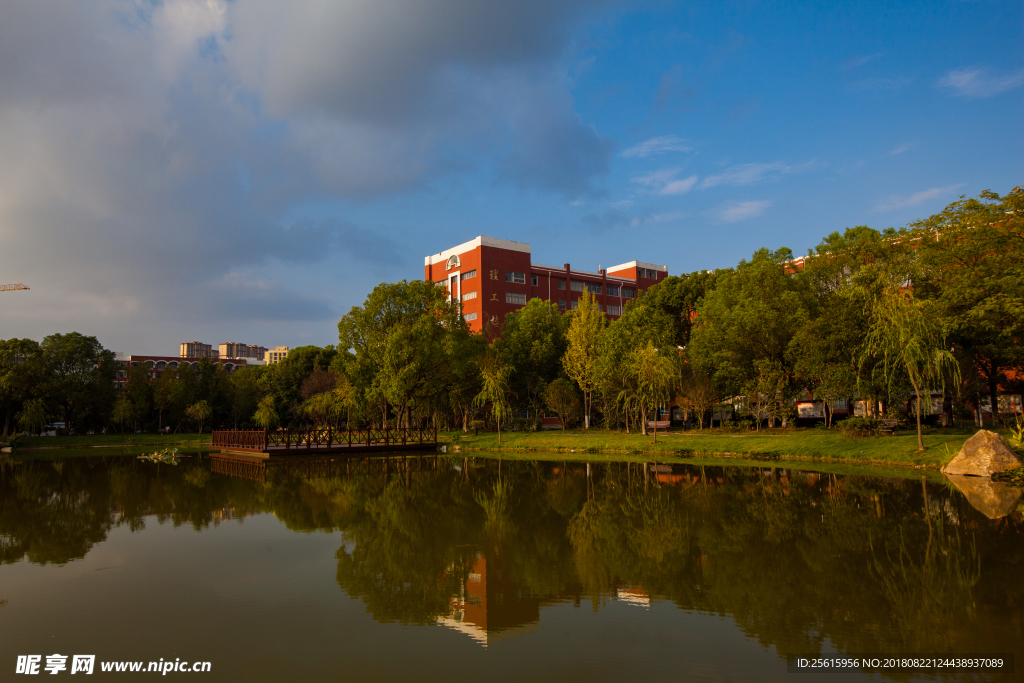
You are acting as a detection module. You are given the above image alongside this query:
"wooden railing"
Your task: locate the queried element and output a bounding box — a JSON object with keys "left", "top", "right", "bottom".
{"left": 212, "top": 425, "right": 438, "bottom": 451}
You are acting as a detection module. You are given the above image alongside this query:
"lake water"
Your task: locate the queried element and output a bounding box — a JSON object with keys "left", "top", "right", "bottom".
{"left": 1, "top": 452, "right": 1020, "bottom": 682}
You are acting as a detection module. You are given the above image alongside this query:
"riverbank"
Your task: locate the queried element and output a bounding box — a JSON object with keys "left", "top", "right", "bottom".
{"left": 441, "top": 427, "right": 995, "bottom": 469}
{"left": 11, "top": 433, "right": 211, "bottom": 450}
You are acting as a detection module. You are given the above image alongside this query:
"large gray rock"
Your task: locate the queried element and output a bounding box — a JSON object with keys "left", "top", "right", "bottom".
{"left": 941, "top": 430, "right": 1021, "bottom": 476}
{"left": 945, "top": 474, "right": 1023, "bottom": 519}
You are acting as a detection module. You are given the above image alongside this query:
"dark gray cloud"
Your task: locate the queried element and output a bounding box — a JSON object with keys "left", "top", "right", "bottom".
{"left": 0, "top": 0, "right": 618, "bottom": 350}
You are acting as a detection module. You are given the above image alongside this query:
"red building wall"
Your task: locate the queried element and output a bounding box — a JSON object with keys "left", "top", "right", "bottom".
{"left": 425, "top": 237, "right": 669, "bottom": 333}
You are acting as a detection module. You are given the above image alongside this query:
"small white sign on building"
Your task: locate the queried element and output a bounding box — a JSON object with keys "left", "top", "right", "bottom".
{"left": 797, "top": 402, "right": 824, "bottom": 418}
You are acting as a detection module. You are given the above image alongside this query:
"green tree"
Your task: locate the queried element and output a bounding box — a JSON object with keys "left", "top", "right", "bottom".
{"left": 596, "top": 299, "right": 675, "bottom": 432}
{"left": 475, "top": 347, "right": 513, "bottom": 444}
{"left": 639, "top": 270, "right": 721, "bottom": 347}
{"left": 16, "top": 397, "right": 48, "bottom": 435}
{"left": 253, "top": 395, "right": 279, "bottom": 430}
{"left": 122, "top": 362, "right": 153, "bottom": 432}
{"left": 39, "top": 332, "right": 115, "bottom": 435}
{"left": 563, "top": 291, "right": 606, "bottom": 429}
{"left": 859, "top": 274, "right": 959, "bottom": 450}
{"left": 543, "top": 378, "right": 580, "bottom": 431}
{"left": 185, "top": 400, "right": 212, "bottom": 434}
{"left": 152, "top": 364, "right": 178, "bottom": 432}
{"left": 912, "top": 188, "right": 1024, "bottom": 426}
{"left": 0, "top": 338, "right": 42, "bottom": 436}
{"left": 677, "top": 365, "right": 717, "bottom": 430}
{"left": 496, "top": 298, "right": 569, "bottom": 426}
{"left": 625, "top": 341, "right": 676, "bottom": 441}
{"left": 688, "top": 248, "right": 809, "bottom": 399}
{"left": 338, "top": 280, "right": 470, "bottom": 429}
{"left": 743, "top": 359, "right": 788, "bottom": 431}
{"left": 111, "top": 394, "right": 134, "bottom": 436}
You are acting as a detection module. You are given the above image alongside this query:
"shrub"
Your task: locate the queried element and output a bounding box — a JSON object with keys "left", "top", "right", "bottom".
{"left": 836, "top": 417, "right": 880, "bottom": 437}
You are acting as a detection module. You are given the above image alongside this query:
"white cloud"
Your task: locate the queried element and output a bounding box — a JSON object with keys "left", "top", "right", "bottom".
{"left": 711, "top": 200, "right": 771, "bottom": 223}
{"left": 841, "top": 52, "right": 885, "bottom": 70}
{"left": 847, "top": 76, "right": 912, "bottom": 92}
{"left": 890, "top": 143, "right": 912, "bottom": 155}
{"left": 938, "top": 67, "right": 1024, "bottom": 98}
{"left": 0, "top": 0, "right": 613, "bottom": 350}
{"left": 632, "top": 168, "right": 698, "bottom": 195}
{"left": 699, "top": 161, "right": 814, "bottom": 189}
{"left": 872, "top": 184, "right": 965, "bottom": 212}
{"left": 622, "top": 135, "right": 691, "bottom": 158}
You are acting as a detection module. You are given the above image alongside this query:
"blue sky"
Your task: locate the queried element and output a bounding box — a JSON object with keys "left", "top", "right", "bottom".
{"left": 1, "top": 0, "right": 1020, "bottom": 354}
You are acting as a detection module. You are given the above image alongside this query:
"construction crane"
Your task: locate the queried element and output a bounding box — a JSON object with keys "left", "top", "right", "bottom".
{"left": 1, "top": 283, "right": 29, "bottom": 292}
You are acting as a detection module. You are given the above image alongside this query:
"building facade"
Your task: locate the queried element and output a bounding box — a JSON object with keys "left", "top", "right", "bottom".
{"left": 265, "top": 346, "right": 290, "bottom": 364}
{"left": 218, "top": 342, "right": 268, "bottom": 361}
{"left": 424, "top": 236, "right": 668, "bottom": 332}
{"left": 179, "top": 341, "right": 218, "bottom": 359}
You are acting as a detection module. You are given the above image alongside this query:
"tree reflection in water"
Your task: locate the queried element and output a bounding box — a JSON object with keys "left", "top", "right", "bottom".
{"left": 1, "top": 454, "right": 1021, "bottom": 667}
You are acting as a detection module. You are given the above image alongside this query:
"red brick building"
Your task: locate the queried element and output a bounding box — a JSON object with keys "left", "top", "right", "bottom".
{"left": 114, "top": 355, "right": 248, "bottom": 389}
{"left": 424, "top": 236, "right": 668, "bottom": 332}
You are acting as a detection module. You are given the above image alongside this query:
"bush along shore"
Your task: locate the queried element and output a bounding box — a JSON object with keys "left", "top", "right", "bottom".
{"left": 440, "top": 427, "right": 1011, "bottom": 470}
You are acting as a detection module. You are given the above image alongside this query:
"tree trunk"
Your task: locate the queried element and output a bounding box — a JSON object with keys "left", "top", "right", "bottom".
{"left": 910, "top": 377, "right": 924, "bottom": 451}
{"left": 987, "top": 364, "right": 1001, "bottom": 428}
{"left": 652, "top": 403, "right": 658, "bottom": 444}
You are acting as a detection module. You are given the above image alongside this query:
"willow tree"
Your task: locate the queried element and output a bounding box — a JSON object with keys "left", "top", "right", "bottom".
{"left": 860, "top": 277, "right": 959, "bottom": 450}
{"left": 476, "top": 348, "right": 513, "bottom": 444}
{"left": 625, "top": 342, "right": 676, "bottom": 441}
{"left": 253, "top": 395, "right": 279, "bottom": 430}
{"left": 563, "top": 291, "right": 606, "bottom": 429}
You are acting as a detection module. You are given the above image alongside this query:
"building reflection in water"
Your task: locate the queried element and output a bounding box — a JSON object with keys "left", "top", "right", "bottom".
{"left": 439, "top": 550, "right": 654, "bottom": 646}
{"left": 439, "top": 552, "right": 542, "bottom": 646}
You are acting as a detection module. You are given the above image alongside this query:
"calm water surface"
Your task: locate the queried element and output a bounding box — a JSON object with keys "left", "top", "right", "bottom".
{"left": 1, "top": 453, "right": 1021, "bottom": 682}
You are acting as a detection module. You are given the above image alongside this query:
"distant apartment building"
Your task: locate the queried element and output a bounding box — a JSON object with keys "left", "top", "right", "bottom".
{"left": 114, "top": 354, "right": 247, "bottom": 388}
{"left": 424, "top": 236, "right": 667, "bottom": 332}
{"left": 218, "top": 342, "right": 268, "bottom": 361}
{"left": 265, "top": 346, "right": 289, "bottom": 364}
{"left": 179, "top": 341, "right": 218, "bottom": 359}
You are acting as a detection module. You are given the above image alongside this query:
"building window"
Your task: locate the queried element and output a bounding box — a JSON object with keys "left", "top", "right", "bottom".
{"left": 606, "top": 285, "right": 619, "bottom": 297}
{"left": 621, "top": 287, "right": 634, "bottom": 299}
{"left": 505, "top": 271, "right": 526, "bottom": 284}
{"left": 531, "top": 295, "right": 540, "bottom": 300}
{"left": 558, "top": 278, "right": 566, "bottom": 290}
{"left": 570, "top": 300, "right": 578, "bottom": 310}
{"left": 461, "top": 269, "right": 477, "bottom": 280}
{"left": 586, "top": 283, "right": 602, "bottom": 294}
{"left": 558, "top": 299, "right": 566, "bottom": 310}
{"left": 462, "top": 291, "right": 477, "bottom": 302}
{"left": 464, "top": 312, "right": 478, "bottom": 322}
{"left": 570, "top": 280, "right": 584, "bottom": 292}
{"left": 640, "top": 268, "right": 659, "bottom": 279}
{"left": 446, "top": 254, "right": 461, "bottom": 270}
{"left": 607, "top": 304, "right": 621, "bottom": 316}
{"left": 531, "top": 274, "right": 538, "bottom": 286}
{"left": 506, "top": 292, "right": 527, "bottom": 305}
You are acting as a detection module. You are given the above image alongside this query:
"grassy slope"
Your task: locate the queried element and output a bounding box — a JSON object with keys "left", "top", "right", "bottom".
{"left": 441, "top": 428, "right": 986, "bottom": 469}
{"left": 13, "top": 433, "right": 211, "bottom": 449}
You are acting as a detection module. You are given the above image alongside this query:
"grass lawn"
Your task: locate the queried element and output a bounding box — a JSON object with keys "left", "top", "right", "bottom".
{"left": 440, "top": 427, "right": 1003, "bottom": 469}
{"left": 12, "top": 433, "right": 211, "bottom": 449}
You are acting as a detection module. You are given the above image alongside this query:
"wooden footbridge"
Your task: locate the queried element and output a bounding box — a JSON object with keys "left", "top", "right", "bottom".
{"left": 211, "top": 425, "right": 438, "bottom": 456}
